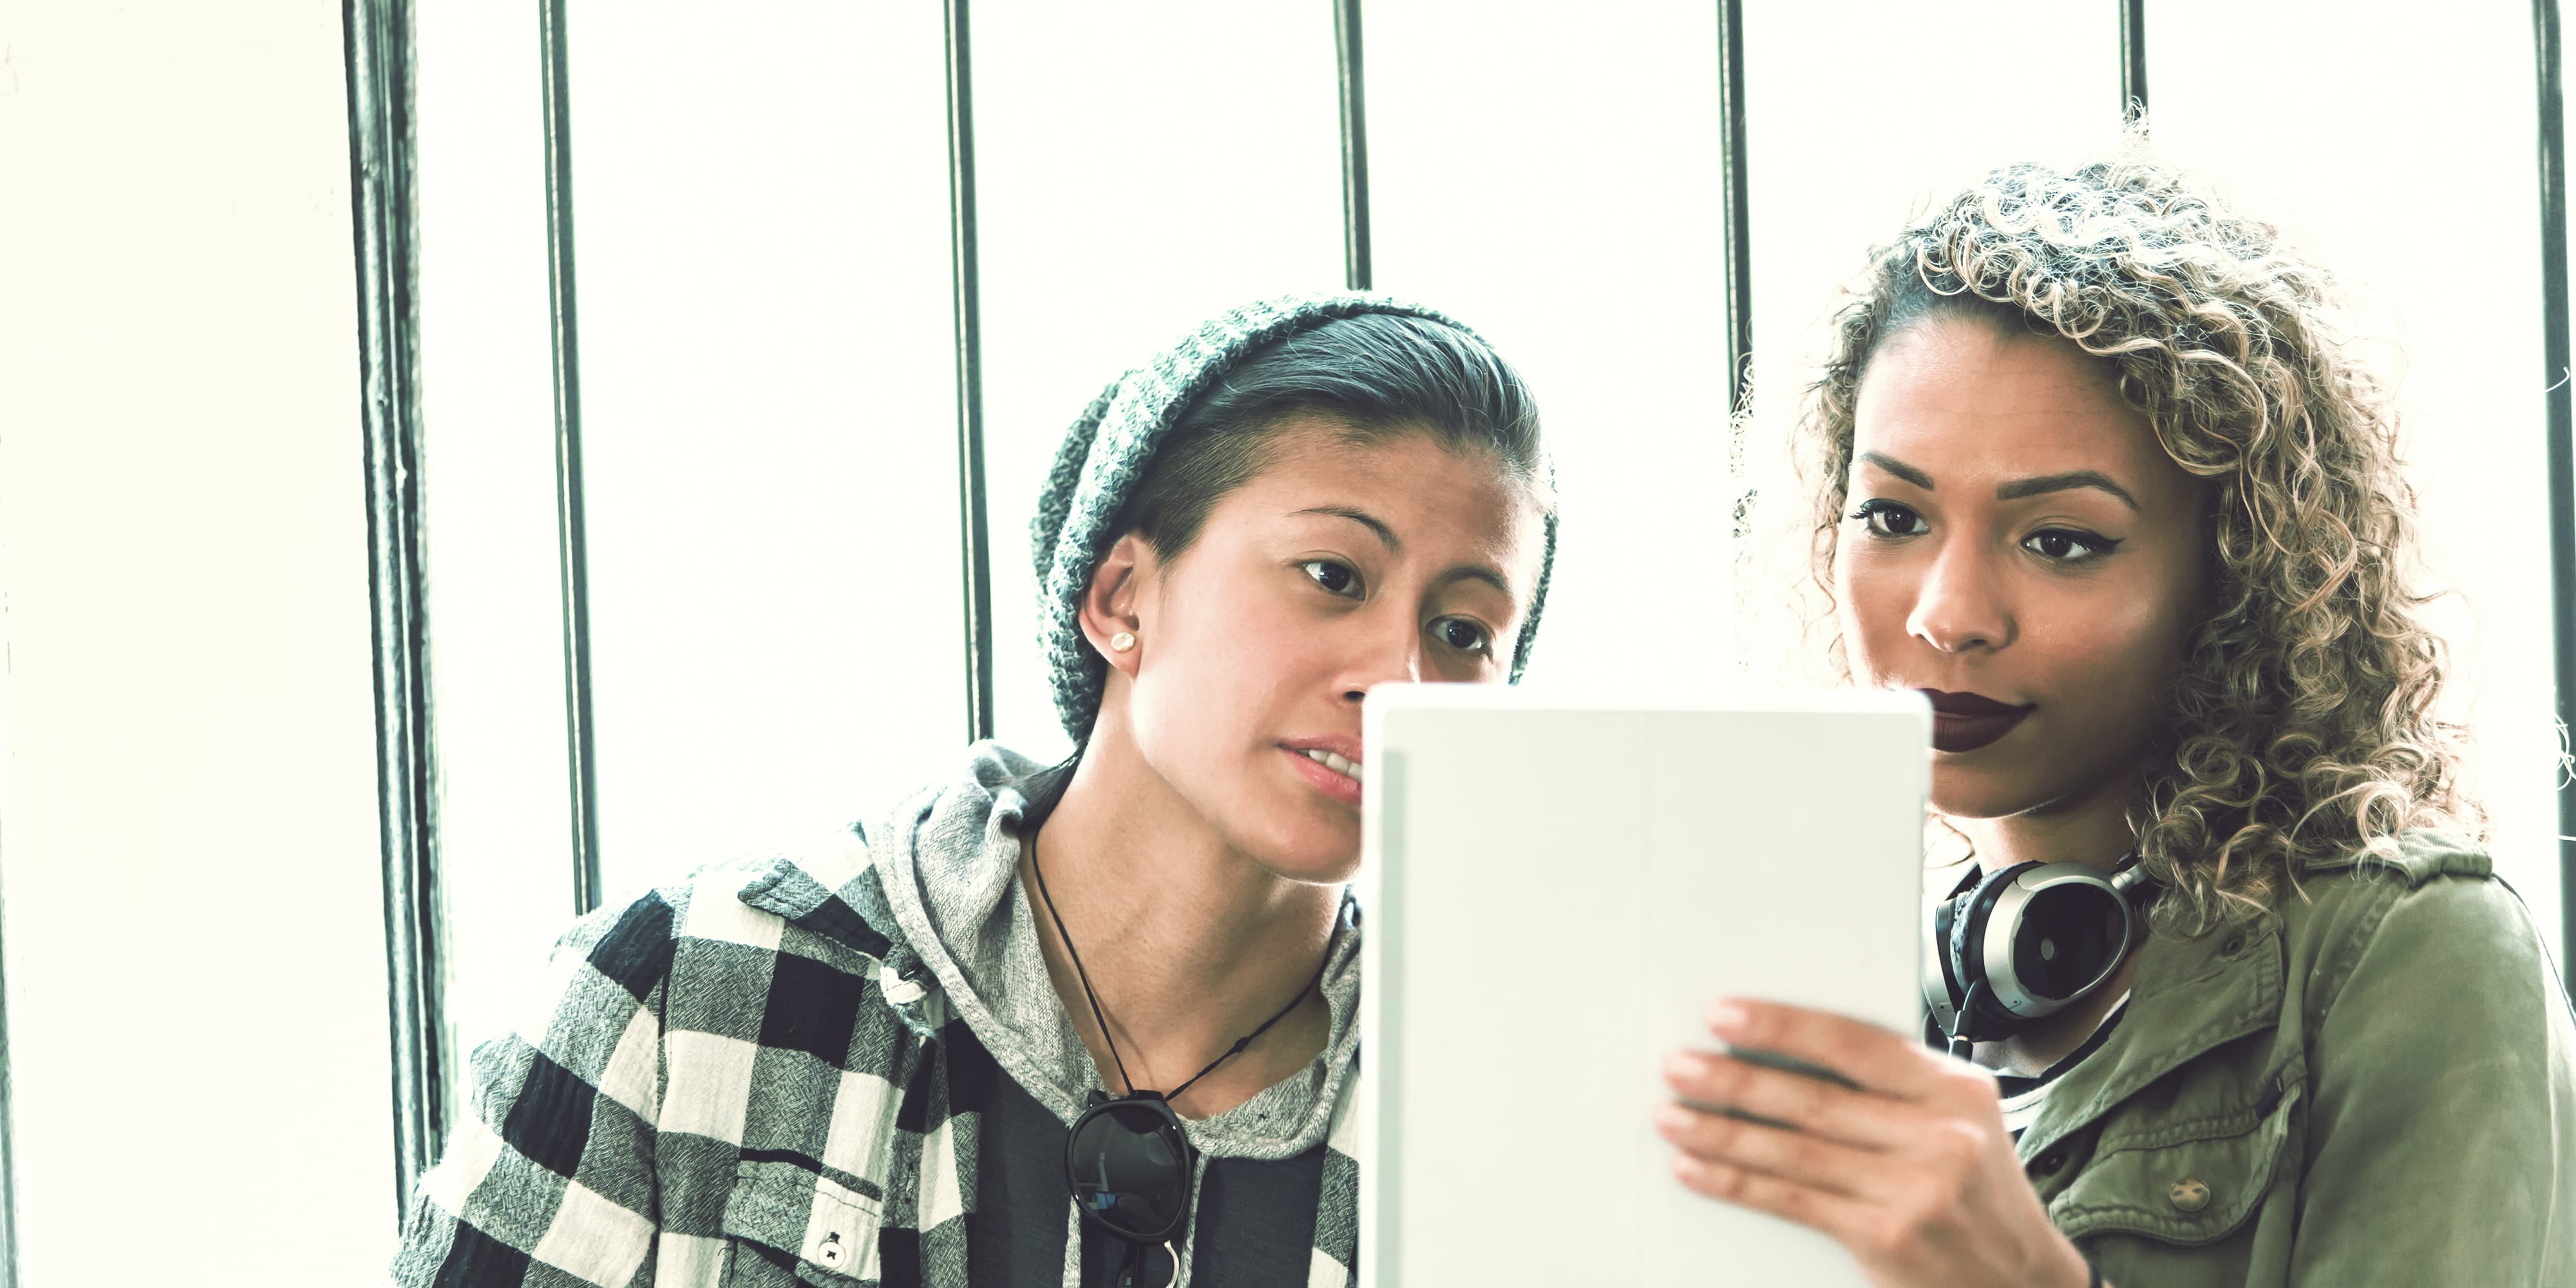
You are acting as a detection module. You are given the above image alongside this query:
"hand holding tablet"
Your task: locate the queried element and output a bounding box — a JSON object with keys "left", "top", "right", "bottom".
{"left": 1656, "top": 999, "right": 2092, "bottom": 1288}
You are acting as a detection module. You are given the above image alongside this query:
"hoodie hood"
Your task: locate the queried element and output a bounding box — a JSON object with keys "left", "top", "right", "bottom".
{"left": 870, "top": 741, "right": 1363, "bottom": 1162}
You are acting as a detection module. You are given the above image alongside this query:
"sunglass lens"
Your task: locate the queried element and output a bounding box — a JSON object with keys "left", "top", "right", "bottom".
{"left": 1070, "top": 1102, "right": 1188, "bottom": 1238}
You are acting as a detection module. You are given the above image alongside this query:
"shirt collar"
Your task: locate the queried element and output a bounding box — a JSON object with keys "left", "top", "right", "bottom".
{"left": 2014, "top": 907, "right": 2285, "bottom": 1161}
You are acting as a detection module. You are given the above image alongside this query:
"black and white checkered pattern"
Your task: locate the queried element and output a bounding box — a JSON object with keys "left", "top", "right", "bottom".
{"left": 389, "top": 818, "right": 1363, "bottom": 1287}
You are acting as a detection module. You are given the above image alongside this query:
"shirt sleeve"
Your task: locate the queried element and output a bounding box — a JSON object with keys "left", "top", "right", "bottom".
{"left": 390, "top": 891, "right": 678, "bottom": 1288}
{"left": 2291, "top": 872, "right": 2576, "bottom": 1285}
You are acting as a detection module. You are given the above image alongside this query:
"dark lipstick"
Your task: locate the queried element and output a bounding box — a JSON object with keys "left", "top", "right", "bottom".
{"left": 1918, "top": 688, "right": 2035, "bottom": 753}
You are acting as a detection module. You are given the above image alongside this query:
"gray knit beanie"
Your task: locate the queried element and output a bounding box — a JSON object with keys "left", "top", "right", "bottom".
{"left": 1032, "top": 290, "right": 1557, "bottom": 741}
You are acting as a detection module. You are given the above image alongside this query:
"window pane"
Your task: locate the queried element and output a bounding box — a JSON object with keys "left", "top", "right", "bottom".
{"left": 1741, "top": 0, "right": 2117, "bottom": 666}
{"left": 2155, "top": 0, "right": 2562, "bottom": 959}
{"left": 566, "top": 1, "right": 968, "bottom": 902}
{"left": 973, "top": 0, "right": 1346, "bottom": 762}
{"left": 415, "top": 0, "right": 582, "bottom": 1076}
{"left": 1367, "top": 0, "right": 1735, "bottom": 687}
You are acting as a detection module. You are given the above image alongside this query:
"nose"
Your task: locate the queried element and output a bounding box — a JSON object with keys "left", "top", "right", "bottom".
{"left": 1907, "top": 538, "right": 2013, "bottom": 654}
{"left": 1340, "top": 610, "right": 1426, "bottom": 703}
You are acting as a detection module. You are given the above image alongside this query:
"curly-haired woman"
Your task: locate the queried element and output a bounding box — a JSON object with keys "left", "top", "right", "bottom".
{"left": 1656, "top": 158, "right": 2576, "bottom": 1285}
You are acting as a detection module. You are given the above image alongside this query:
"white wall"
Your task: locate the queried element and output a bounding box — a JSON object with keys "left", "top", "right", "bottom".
{"left": 0, "top": 1, "right": 398, "bottom": 1282}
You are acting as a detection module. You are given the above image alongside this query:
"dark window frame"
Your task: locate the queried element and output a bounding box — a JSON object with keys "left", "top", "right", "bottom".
{"left": 342, "top": 0, "right": 450, "bottom": 1217}
{"left": 327, "top": 0, "right": 2576, "bottom": 1224}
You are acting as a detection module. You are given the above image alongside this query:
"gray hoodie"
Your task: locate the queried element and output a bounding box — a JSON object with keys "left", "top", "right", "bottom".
{"left": 876, "top": 742, "right": 1364, "bottom": 1286}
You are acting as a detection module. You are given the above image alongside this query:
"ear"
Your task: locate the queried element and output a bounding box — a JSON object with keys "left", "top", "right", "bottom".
{"left": 1077, "top": 532, "right": 1155, "bottom": 680}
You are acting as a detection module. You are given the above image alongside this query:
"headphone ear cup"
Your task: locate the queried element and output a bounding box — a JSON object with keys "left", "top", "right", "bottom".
{"left": 1979, "top": 864, "right": 2133, "bottom": 1028}
{"left": 1929, "top": 860, "right": 2146, "bottom": 1047}
{"left": 1949, "top": 862, "right": 2047, "bottom": 1042}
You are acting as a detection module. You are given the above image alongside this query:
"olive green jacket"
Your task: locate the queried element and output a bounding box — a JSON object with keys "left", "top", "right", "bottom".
{"left": 2019, "top": 831, "right": 2576, "bottom": 1285}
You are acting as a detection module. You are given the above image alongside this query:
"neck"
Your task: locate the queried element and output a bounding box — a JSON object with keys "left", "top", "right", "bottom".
{"left": 1951, "top": 767, "right": 2141, "bottom": 875}
{"left": 1950, "top": 766, "right": 2149, "bottom": 1077}
{"left": 1023, "top": 725, "right": 1341, "bottom": 1116}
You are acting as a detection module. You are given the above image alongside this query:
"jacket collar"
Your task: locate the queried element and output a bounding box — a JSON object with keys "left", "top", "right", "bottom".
{"left": 729, "top": 743, "right": 1066, "bottom": 963}
{"left": 2016, "top": 905, "right": 2284, "bottom": 1160}
{"left": 733, "top": 817, "right": 907, "bottom": 963}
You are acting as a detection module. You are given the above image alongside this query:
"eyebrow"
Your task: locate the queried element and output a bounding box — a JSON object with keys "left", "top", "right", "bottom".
{"left": 1294, "top": 505, "right": 1399, "bottom": 553}
{"left": 1292, "top": 504, "right": 1517, "bottom": 597}
{"left": 1855, "top": 453, "right": 2139, "bottom": 513}
{"left": 1997, "top": 470, "right": 2139, "bottom": 511}
{"left": 1856, "top": 452, "right": 1933, "bottom": 490}
{"left": 1439, "top": 565, "right": 1516, "bottom": 598}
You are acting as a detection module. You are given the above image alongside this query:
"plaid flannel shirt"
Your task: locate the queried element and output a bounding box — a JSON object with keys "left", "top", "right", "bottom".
{"left": 389, "top": 815, "right": 1363, "bottom": 1287}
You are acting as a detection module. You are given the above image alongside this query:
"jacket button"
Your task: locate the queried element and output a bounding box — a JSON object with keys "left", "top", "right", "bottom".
{"left": 2221, "top": 932, "right": 2245, "bottom": 955}
{"left": 2031, "top": 1150, "right": 2067, "bottom": 1177}
{"left": 2169, "top": 1177, "right": 2212, "bottom": 1213}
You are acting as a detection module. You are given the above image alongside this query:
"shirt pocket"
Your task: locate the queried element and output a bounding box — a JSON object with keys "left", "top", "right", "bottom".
{"left": 2048, "top": 1075, "right": 2302, "bottom": 1249}
{"left": 721, "top": 1157, "right": 886, "bottom": 1286}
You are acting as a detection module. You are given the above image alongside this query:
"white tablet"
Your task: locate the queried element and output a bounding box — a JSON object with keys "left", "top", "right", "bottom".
{"left": 1356, "top": 685, "right": 1930, "bottom": 1287}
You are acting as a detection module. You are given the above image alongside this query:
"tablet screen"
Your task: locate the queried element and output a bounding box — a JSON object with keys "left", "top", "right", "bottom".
{"left": 1357, "top": 686, "right": 1928, "bottom": 1287}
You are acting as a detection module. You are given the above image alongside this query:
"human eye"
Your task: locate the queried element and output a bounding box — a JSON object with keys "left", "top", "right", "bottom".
{"left": 2022, "top": 526, "right": 2121, "bottom": 564}
{"left": 1429, "top": 615, "right": 1492, "bottom": 657}
{"left": 1301, "top": 558, "right": 1362, "bottom": 597}
{"left": 1848, "top": 498, "right": 1926, "bottom": 538}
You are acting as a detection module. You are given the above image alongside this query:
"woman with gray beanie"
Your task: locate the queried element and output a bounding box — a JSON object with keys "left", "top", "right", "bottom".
{"left": 390, "top": 292, "right": 1558, "bottom": 1288}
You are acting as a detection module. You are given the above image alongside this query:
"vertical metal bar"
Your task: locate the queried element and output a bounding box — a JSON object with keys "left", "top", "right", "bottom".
{"left": 0, "top": 803, "right": 19, "bottom": 1287}
{"left": 1715, "top": 0, "right": 1750, "bottom": 433}
{"left": 343, "top": 0, "right": 450, "bottom": 1211}
{"left": 1334, "top": 0, "right": 1373, "bottom": 292}
{"left": 945, "top": 0, "right": 995, "bottom": 746}
{"left": 2535, "top": 0, "right": 2576, "bottom": 972}
{"left": 541, "top": 0, "right": 603, "bottom": 913}
{"left": 1717, "top": 0, "right": 1754, "bottom": 673}
{"left": 2119, "top": 0, "right": 2148, "bottom": 126}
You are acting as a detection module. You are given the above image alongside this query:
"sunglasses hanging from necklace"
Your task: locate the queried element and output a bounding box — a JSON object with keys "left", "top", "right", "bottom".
{"left": 1030, "top": 838, "right": 1346, "bottom": 1288}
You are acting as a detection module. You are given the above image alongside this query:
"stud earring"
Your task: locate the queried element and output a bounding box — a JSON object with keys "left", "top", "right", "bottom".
{"left": 1109, "top": 631, "right": 1137, "bottom": 653}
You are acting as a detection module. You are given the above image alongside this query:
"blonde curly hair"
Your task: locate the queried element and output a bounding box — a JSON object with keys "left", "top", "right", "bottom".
{"left": 1792, "top": 153, "right": 2478, "bottom": 927}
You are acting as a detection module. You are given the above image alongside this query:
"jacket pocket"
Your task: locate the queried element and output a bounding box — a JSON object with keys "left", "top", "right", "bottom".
{"left": 722, "top": 1157, "right": 886, "bottom": 1286}
{"left": 2048, "top": 1076, "right": 2302, "bottom": 1247}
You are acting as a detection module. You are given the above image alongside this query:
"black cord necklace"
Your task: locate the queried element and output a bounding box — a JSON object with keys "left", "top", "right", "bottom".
{"left": 1019, "top": 758, "right": 1349, "bottom": 1287}
{"left": 1028, "top": 835, "right": 1337, "bottom": 1103}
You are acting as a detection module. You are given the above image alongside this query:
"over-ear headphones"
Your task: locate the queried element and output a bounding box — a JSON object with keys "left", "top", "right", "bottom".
{"left": 1922, "top": 856, "right": 2155, "bottom": 1048}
